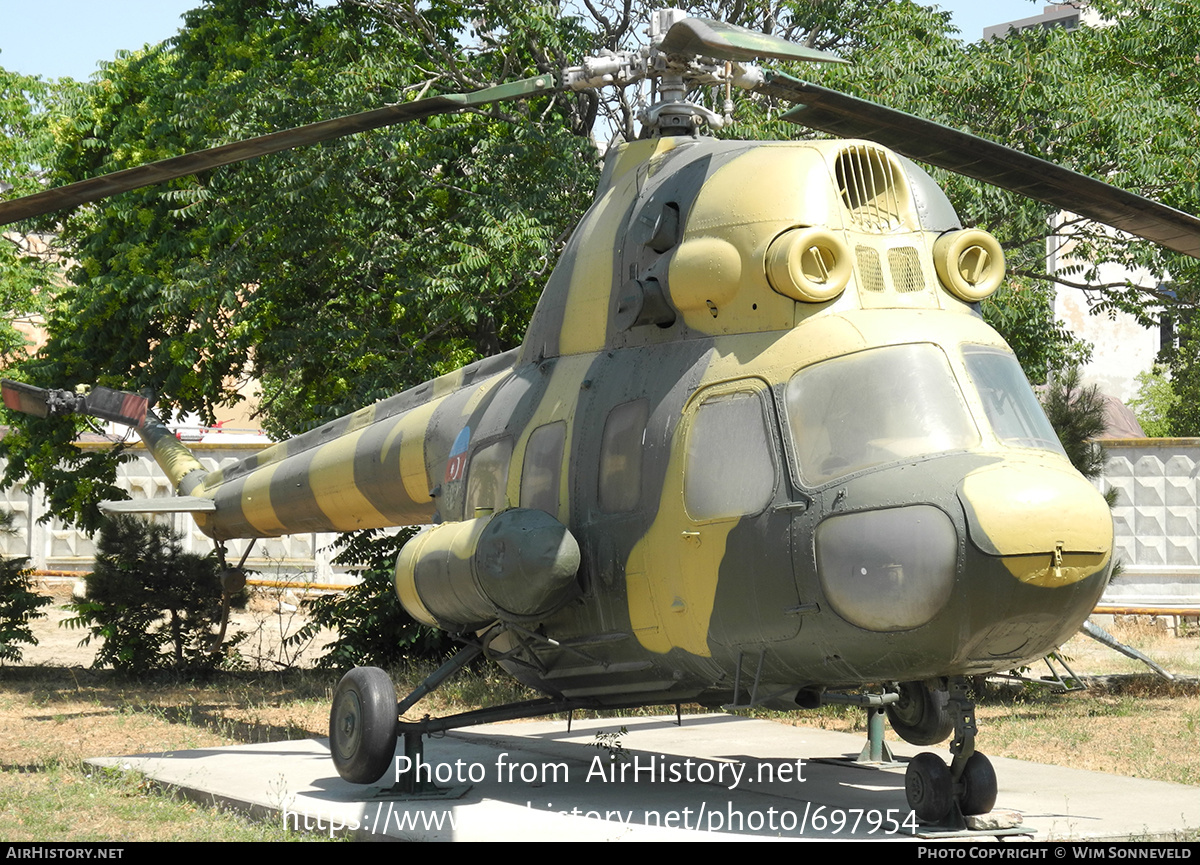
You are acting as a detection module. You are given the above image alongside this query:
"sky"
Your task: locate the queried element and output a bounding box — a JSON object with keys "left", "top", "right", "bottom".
{"left": 0, "top": 1, "right": 1051, "bottom": 82}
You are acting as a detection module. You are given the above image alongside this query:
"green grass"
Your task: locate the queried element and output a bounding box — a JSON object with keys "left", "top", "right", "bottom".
{"left": 2, "top": 639, "right": 1196, "bottom": 842}
{"left": 0, "top": 761, "right": 335, "bottom": 842}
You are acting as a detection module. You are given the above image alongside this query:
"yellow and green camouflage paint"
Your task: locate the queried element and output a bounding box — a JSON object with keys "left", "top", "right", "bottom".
{"left": 135, "top": 136, "right": 1113, "bottom": 709}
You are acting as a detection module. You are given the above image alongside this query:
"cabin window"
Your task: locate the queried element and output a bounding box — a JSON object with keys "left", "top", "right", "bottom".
{"left": 785, "top": 344, "right": 978, "bottom": 485}
{"left": 684, "top": 391, "right": 776, "bottom": 521}
{"left": 963, "top": 347, "right": 1065, "bottom": 454}
{"left": 520, "top": 421, "right": 566, "bottom": 515}
{"left": 465, "top": 437, "right": 513, "bottom": 516}
{"left": 598, "top": 399, "right": 648, "bottom": 513}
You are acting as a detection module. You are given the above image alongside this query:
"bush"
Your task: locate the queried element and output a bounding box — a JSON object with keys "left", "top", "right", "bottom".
{"left": 291, "top": 528, "right": 452, "bottom": 671}
{"left": 0, "top": 512, "right": 51, "bottom": 663}
{"left": 64, "top": 516, "right": 239, "bottom": 672}
{"left": 1128, "top": 365, "right": 1178, "bottom": 437}
{"left": 1040, "top": 365, "right": 1107, "bottom": 481}
{"left": 0, "top": 557, "right": 50, "bottom": 663}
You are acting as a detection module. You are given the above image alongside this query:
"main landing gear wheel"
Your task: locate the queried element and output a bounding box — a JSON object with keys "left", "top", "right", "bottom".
{"left": 958, "top": 751, "right": 997, "bottom": 816}
{"left": 330, "top": 666, "right": 397, "bottom": 784}
{"left": 887, "top": 680, "right": 954, "bottom": 746}
{"left": 905, "top": 752, "right": 954, "bottom": 824}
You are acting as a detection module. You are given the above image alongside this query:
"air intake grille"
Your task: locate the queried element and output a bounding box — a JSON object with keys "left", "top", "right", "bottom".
{"left": 835, "top": 146, "right": 904, "bottom": 233}
{"left": 888, "top": 247, "right": 925, "bottom": 293}
{"left": 856, "top": 246, "right": 885, "bottom": 293}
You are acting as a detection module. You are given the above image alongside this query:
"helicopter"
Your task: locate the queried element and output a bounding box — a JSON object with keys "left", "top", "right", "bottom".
{"left": 2, "top": 10, "right": 1199, "bottom": 829}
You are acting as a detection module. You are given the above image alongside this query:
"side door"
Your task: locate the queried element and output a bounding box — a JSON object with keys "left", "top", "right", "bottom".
{"left": 627, "top": 379, "right": 799, "bottom": 657}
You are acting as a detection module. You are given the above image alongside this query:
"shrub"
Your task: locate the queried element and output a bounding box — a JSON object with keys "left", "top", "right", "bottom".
{"left": 64, "top": 516, "right": 239, "bottom": 672}
{"left": 1040, "top": 366, "right": 1107, "bottom": 481}
{"left": 0, "top": 512, "right": 51, "bottom": 664}
{"left": 1129, "top": 365, "right": 1179, "bottom": 437}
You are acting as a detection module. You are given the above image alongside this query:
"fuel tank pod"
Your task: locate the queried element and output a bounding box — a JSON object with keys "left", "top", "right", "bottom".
{"left": 394, "top": 508, "right": 581, "bottom": 630}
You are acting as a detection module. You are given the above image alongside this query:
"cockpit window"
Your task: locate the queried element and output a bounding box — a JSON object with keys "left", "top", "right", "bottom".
{"left": 785, "top": 344, "right": 978, "bottom": 485}
{"left": 962, "top": 347, "right": 1065, "bottom": 454}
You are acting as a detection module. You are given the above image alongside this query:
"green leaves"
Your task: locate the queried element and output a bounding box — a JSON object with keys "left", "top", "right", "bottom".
{"left": 289, "top": 527, "right": 451, "bottom": 669}
{"left": 4, "top": 0, "right": 1199, "bottom": 526}
{"left": 65, "top": 516, "right": 238, "bottom": 672}
{"left": 1040, "top": 366, "right": 1110, "bottom": 481}
{"left": 0, "top": 512, "right": 51, "bottom": 664}
{"left": 0, "top": 65, "right": 60, "bottom": 368}
{"left": 11, "top": 0, "right": 597, "bottom": 437}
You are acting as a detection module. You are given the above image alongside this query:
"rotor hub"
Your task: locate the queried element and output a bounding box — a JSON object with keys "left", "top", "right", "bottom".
{"left": 561, "top": 8, "right": 837, "bottom": 137}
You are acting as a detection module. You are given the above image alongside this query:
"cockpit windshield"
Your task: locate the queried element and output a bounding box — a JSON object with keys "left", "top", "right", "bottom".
{"left": 785, "top": 343, "right": 979, "bottom": 485}
{"left": 962, "top": 346, "right": 1065, "bottom": 455}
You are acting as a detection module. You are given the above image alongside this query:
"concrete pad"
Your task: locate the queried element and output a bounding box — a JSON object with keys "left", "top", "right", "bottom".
{"left": 87, "top": 714, "right": 1199, "bottom": 841}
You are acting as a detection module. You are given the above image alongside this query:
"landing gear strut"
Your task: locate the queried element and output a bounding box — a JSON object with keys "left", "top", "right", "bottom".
{"left": 903, "top": 677, "right": 998, "bottom": 826}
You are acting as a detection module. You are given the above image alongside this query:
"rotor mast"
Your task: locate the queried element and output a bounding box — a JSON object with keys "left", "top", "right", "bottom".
{"left": 561, "top": 8, "right": 833, "bottom": 137}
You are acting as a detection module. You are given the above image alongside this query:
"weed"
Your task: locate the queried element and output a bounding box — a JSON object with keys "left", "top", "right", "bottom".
{"left": 592, "top": 726, "right": 629, "bottom": 763}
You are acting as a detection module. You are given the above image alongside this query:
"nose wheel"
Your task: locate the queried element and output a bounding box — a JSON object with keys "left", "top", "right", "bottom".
{"left": 903, "top": 677, "right": 998, "bottom": 826}
{"left": 887, "top": 679, "right": 954, "bottom": 745}
{"left": 905, "top": 750, "right": 997, "bottom": 824}
{"left": 905, "top": 752, "right": 953, "bottom": 823}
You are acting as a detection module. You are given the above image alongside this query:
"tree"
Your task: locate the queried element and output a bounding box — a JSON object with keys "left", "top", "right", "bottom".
{"left": 3, "top": 0, "right": 598, "bottom": 529}
{"left": 63, "top": 516, "right": 237, "bottom": 672}
{"left": 27, "top": 1, "right": 594, "bottom": 432}
{"left": 3, "top": 0, "right": 1197, "bottom": 528}
{"left": 810, "top": 1, "right": 1198, "bottom": 381}
{"left": 0, "top": 64, "right": 59, "bottom": 366}
{"left": 290, "top": 528, "right": 452, "bottom": 669}
{"left": 0, "top": 512, "right": 51, "bottom": 664}
{"left": 1041, "top": 366, "right": 1109, "bottom": 480}
{"left": 1128, "top": 365, "right": 1178, "bottom": 436}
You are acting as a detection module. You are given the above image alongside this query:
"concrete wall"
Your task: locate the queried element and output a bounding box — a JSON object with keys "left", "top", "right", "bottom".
{"left": 1100, "top": 438, "right": 1200, "bottom": 611}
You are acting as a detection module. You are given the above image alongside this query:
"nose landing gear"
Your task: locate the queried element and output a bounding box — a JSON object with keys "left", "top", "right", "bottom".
{"left": 903, "top": 678, "right": 998, "bottom": 827}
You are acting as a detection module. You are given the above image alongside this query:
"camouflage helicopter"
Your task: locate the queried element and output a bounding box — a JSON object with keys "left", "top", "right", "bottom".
{"left": 3, "top": 10, "right": 1199, "bottom": 828}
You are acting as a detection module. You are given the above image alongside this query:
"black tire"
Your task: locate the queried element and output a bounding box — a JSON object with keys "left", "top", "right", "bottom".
{"left": 329, "top": 666, "right": 397, "bottom": 784}
{"left": 959, "top": 751, "right": 998, "bottom": 816}
{"left": 905, "top": 752, "right": 954, "bottom": 824}
{"left": 886, "top": 680, "right": 954, "bottom": 746}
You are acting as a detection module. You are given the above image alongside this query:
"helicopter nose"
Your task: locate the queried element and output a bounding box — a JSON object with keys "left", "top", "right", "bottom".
{"left": 957, "top": 459, "right": 1113, "bottom": 587}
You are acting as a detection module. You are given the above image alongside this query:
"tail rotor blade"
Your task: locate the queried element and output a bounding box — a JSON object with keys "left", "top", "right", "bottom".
{"left": 2, "top": 379, "right": 148, "bottom": 427}
{"left": 1, "top": 380, "right": 59, "bottom": 419}
{"left": 82, "top": 387, "right": 150, "bottom": 427}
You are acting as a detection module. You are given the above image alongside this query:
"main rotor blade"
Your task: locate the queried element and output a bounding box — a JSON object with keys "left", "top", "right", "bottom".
{"left": 0, "top": 74, "right": 557, "bottom": 227}
{"left": 660, "top": 18, "right": 846, "bottom": 65}
{"left": 760, "top": 73, "right": 1200, "bottom": 260}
